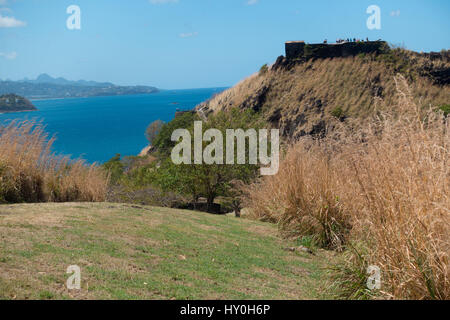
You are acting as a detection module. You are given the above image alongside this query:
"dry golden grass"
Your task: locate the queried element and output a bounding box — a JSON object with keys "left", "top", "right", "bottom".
{"left": 243, "top": 141, "right": 351, "bottom": 250}
{"left": 0, "top": 120, "right": 108, "bottom": 203}
{"left": 244, "top": 75, "right": 449, "bottom": 299}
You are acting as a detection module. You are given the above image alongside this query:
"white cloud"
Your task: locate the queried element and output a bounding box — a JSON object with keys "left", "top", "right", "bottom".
{"left": 246, "top": 0, "right": 259, "bottom": 5}
{"left": 0, "top": 51, "right": 17, "bottom": 60}
{"left": 0, "top": 0, "right": 7, "bottom": 5}
{"left": 179, "top": 32, "right": 198, "bottom": 38}
{"left": 0, "top": 14, "right": 26, "bottom": 27}
{"left": 149, "top": 0, "right": 179, "bottom": 4}
{"left": 0, "top": 8, "right": 12, "bottom": 13}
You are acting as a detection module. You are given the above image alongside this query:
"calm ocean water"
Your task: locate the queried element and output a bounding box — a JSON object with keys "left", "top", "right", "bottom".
{"left": 0, "top": 88, "right": 225, "bottom": 164}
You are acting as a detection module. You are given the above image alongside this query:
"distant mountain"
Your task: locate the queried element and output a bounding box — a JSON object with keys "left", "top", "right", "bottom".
{"left": 0, "top": 74, "right": 159, "bottom": 99}
{"left": 23, "top": 73, "right": 114, "bottom": 87}
{"left": 0, "top": 94, "right": 37, "bottom": 113}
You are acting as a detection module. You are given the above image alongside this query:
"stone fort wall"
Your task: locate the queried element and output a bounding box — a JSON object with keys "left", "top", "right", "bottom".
{"left": 285, "top": 40, "right": 388, "bottom": 60}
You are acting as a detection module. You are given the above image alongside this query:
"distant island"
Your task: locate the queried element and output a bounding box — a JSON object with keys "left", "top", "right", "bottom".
{"left": 0, "top": 94, "right": 37, "bottom": 113}
{"left": 0, "top": 74, "right": 159, "bottom": 99}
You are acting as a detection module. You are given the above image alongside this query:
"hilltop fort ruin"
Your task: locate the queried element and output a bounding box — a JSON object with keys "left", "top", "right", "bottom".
{"left": 285, "top": 40, "right": 388, "bottom": 60}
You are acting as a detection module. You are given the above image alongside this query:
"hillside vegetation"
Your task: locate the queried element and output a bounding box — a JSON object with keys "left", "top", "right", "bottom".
{"left": 188, "top": 47, "right": 450, "bottom": 300}
{"left": 244, "top": 77, "right": 449, "bottom": 299}
{"left": 197, "top": 48, "right": 450, "bottom": 140}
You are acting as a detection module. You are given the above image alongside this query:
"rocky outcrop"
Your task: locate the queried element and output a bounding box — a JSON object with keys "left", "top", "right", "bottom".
{"left": 285, "top": 41, "right": 389, "bottom": 60}
{"left": 139, "top": 145, "right": 156, "bottom": 157}
{"left": 417, "top": 61, "right": 450, "bottom": 86}
{"left": 405, "top": 50, "right": 450, "bottom": 86}
{"left": 240, "top": 85, "right": 270, "bottom": 112}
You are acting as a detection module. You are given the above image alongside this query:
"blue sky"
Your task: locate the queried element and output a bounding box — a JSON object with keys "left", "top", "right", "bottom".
{"left": 0, "top": 0, "right": 449, "bottom": 89}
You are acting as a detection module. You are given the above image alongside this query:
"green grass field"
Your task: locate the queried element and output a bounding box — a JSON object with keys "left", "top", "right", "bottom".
{"left": 0, "top": 203, "right": 334, "bottom": 300}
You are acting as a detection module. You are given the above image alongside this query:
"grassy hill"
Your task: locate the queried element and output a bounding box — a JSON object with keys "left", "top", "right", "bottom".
{"left": 191, "top": 46, "right": 449, "bottom": 299}
{"left": 0, "top": 203, "right": 334, "bottom": 300}
{"left": 197, "top": 48, "right": 449, "bottom": 139}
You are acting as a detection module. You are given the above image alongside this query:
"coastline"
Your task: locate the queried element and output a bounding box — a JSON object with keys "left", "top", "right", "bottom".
{"left": 28, "top": 87, "right": 227, "bottom": 102}
{"left": 29, "top": 97, "right": 67, "bottom": 102}
{"left": 29, "top": 92, "right": 160, "bottom": 102}
{"left": 0, "top": 109, "right": 37, "bottom": 114}
{"left": 2, "top": 88, "right": 222, "bottom": 164}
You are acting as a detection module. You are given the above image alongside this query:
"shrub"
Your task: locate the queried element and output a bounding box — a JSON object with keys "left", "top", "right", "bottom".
{"left": 259, "top": 64, "right": 269, "bottom": 75}
{"left": 153, "top": 111, "right": 199, "bottom": 155}
{"left": 439, "top": 104, "right": 450, "bottom": 116}
{"left": 102, "top": 154, "right": 125, "bottom": 185}
{"left": 107, "top": 184, "right": 185, "bottom": 207}
{"left": 331, "top": 106, "right": 346, "bottom": 120}
{"left": 145, "top": 119, "right": 164, "bottom": 145}
{"left": 357, "top": 52, "right": 366, "bottom": 59}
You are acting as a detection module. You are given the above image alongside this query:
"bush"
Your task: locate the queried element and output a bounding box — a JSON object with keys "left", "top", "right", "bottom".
{"left": 259, "top": 64, "right": 269, "bottom": 75}
{"left": 331, "top": 106, "right": 346, "bottom": 120}
{"left": 439, "top": 104, "right": 450, "bottom": 116}
{"left": 153, "top": 111, "right": 199, "bottom": 155}
{"left": 145, "top": 120, "right": 164, "bottom": 145}
{"left": 107, "top": 184, "right": 185, "bottom": 207}
{"left": 102, "top": 154, "right": 125, "bottom": 185}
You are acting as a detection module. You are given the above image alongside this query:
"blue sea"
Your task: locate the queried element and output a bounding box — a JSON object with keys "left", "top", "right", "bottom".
{"left": 0, "top": 88, "right": 225, "bottom": 164}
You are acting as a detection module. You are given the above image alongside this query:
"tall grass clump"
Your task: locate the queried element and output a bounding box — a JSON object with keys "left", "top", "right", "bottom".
{"left": 0, "top": 120, "right": 108, "bottom": 203}
{"left": 244, "top": 140, "right": 351, "bottom": 250}
{"left": 245, "top": 75, "right": 449, "bottom": 299}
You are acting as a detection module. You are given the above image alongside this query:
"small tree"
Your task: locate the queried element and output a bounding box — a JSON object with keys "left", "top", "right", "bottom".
{"left": 153, "top": 112, "right": 199, "bottom": 155}
{"left": 102, "top": 154, "right": 124, "bottom": 185}
{"left": 145, "top": 120, "right": 164, "bottom": 145}
{"left": 153, "top": 108, "right": 262, "bottom": 213}
{"left": 259, "top": 64, "right": 269, "bottom": 75}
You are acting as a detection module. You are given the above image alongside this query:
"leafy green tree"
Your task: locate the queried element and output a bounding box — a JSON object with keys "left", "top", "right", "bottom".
{"left": 102, "top": 154, "right": 125, "bottom": 185}
{"left": 153, "top": 108, "right": 263, "bottom": 212}
{"left": 145, "top": 120, "right": 165, "bottom": 145}
{"left": 153, "top": 111, "right": 199, "bottom": 155}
